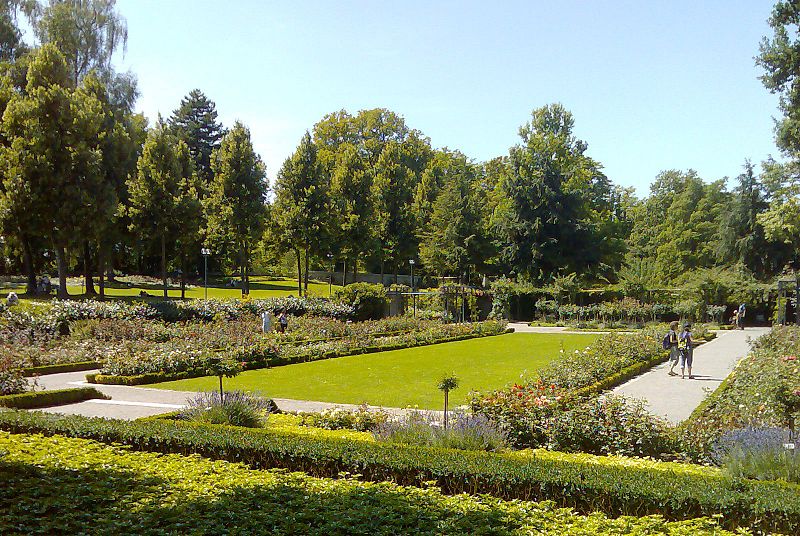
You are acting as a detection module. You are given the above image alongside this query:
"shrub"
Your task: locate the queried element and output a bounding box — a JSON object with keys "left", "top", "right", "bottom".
{"left": 711, "top": 427, "right": 800, "bottom": 483}
{"left": 179, "top": 390, "right": 273, "bottom": 428}
{"left": 334, "top": 283, "right": 388, "bottom": 320}
{"left": 0, "top": 355, "right": 31, "bottom": 395}
{"left": 0, "top": 410, "right": 797, "bottom": 533}
{"left": 298, "top": 404, "right": 389, "bottom": 432}
{"left": 546, "top": 395, "right": 673, "bottom": 458}
{"left": 0, "top": 387, "right": 108, "bottom": 409}
{"left": 374, "top": 410, "right": 508, "bottom": 452}
{"left": 0, "top": 431, "right": 745, "bottom": 535}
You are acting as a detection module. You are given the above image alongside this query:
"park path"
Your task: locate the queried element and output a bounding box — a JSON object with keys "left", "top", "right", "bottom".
{"left": 611, "top": 327, "right": 770, "bottom": 424}
{"left": 31, "top": 370, "right": 435, "bottom": 420}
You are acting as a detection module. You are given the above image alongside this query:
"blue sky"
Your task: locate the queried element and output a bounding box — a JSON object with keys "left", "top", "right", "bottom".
{"left": 113, "top": 0, "right": 780, "bottom": 195}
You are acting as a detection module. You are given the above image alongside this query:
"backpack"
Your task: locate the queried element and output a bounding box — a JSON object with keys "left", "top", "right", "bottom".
{"left": 662, "top": 332, "right": 672, "bottom": 350}
{"left": 678, "top": 332, "right": 690, "bottom": 350}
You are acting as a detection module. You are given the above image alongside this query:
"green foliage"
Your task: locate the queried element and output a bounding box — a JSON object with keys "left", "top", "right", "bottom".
{"left": 334, "top": 282, "right": 388, "bottom": 320}
{"left": 375, "top": 410, "right": 507, "bottom": 452}
{"left": 298, "top": 405, "right": 389, "bottom": 432}
{"left": 0, "top": 431, "right": 749, "bottom": 535}
{"left": 168, "top": 89, "right": 224, "bottom": 181}
{"left": 0, "top": 386, "right": 107, "bottom": 409}
{"left": 437, "top": 374, "right": 459, "bottom": 393}
{"left": 0, "top": 411, "right": 796, "bottom": 533}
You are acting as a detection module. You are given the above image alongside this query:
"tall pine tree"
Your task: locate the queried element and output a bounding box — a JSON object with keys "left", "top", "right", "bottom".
{"left": 169, "top": 89, "right": 224, "bottom": 182}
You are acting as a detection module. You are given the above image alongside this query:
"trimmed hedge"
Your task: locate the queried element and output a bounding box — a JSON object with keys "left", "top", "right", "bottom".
{"left": 0, "top": 387, "right": 108, "bottom": 409}
{"left": 87, "top": 329, "right": 513, "bottom": 386}
{"left": 0, "top": 431, "right": 742, "bottom": 535}
{"left": 573, "top": 353, "right": 668, "bottom": 397}
{"left": 21, "top": 361, "right": 99, "bottom": 377}
{"left": 0, "top": 410, "right": 797, "bottom": 533}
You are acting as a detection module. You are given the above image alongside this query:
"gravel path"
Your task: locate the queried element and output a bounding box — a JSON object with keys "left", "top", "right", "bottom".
{"left": 611, "top": 327, "right": 770, "bottom": 424}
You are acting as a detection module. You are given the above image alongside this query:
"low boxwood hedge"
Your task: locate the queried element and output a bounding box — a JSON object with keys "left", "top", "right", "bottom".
{"left": 0, "top": 387, "right": 108, "bottom": 409}
{"left": 0, "top": 410, "right": 796, "bottom": 533}
{"left": 0, "top": 431, "right": 742, "bottom": 535}
{"left": 21, "top": 361, "right": 100, "bottom": 377}
{"left": 87, "top": 329, "right": 512, "bottom": 386}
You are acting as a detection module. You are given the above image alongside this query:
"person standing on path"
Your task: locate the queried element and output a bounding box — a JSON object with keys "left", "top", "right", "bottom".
{"left": 737, "top": 303, "right": 746, "bottom": 330}
{"left": 678, "top": 323, "right": 694, "bottom": 379}
{"left": 278, "top": 310, "right": 288, "bottom": 334}
{"left": 667, "top": 321, "right": 680, "bottom": 376}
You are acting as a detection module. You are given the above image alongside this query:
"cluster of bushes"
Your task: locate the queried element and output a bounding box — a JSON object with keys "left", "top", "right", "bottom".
{"left": 469, "top": 329, "right": 676, "bottom": 457}
{"left": 533, "top": 298, "right": 734, "bottom": 326}
{"left": 0, "top": 410, "right": 796, "bottom": 533}
{"left": 0, "top": 431, "right": 748, "bottom": 535}
{"left": 374, "top": 410, "right": 508, "bottom": 452}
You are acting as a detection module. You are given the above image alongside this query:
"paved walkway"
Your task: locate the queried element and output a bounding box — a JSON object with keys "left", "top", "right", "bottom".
{"left": 508, "top": 322, "right": 630, "bottom": 335}
{"left": 33, "top": 370, "right": 435, "bottom": 420}
{"left": 611, "top": 327, "right": 769, "bottom": 424}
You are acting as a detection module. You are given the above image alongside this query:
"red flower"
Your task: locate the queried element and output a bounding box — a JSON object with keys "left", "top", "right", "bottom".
{"left": 793, "top": 389, "right": 800, "bottom": 397}
{"left": 784, "top": 355, "right": 798, "bottom": 362}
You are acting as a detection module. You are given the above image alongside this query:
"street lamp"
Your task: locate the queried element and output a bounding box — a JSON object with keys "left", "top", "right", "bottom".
{"left": 409, "top": 259, "right": 416, "bottom": 317}
{"left": 201, "top": 247, "right": 211, "bottom": 300}
{"left": 327, "top": 253, "right": 334, "bottom": 296}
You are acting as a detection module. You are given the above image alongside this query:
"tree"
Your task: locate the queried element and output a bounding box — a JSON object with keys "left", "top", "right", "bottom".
{"left": 0, "top": 44, "right": 105, "bottom": 297}
{"left": 328, "top": 143, "right": 373, "bottom": 285}
{"left": 34, "top": 0, "right": 128, "bottom": 84}
{"left": 127, "top": 123, "right": 198, "bottom": 297}
{"left": 205, "top": 121, "right": 268, "bottom": 296}
{"left": 272, "top": 131, "right": 328, "bottom": 295}
{"left": 34, "top": 0, "right": 137, "bottom": 295}
{"left": 499, "top": 104, "right": 612, "bottom": 282}
{"left": 437, "top": 374, "right": 459, "bottom": 431}
{"left": 169, "top": 89, "right": 224, "bottom": 182}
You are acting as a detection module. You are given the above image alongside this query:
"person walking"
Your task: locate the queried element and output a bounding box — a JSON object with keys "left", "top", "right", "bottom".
{"left": 737, "top": 303, "right": 746, "bottom": 330}
{"left": 667, "top": 321, "right": 680, "bottom": 376}
{"left": 678, "top": 323, "right": 694, "bottom": 379}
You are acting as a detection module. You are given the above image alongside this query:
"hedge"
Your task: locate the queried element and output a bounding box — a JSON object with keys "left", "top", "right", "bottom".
{"left": 21, "top": 361, "right": 99, "bottom": 377}
{"left": 0, "top": 431, "right": 742, "bottom": 535}
{"left": 0, "top": 410, "right": 797, "bottom": 533}
{"left": 0, "top": 387, "right": 108, "bottom": 409}
{"left": 87, "top": 328, "right": 513, "bottom": 386}
{"left": 573, "top": 352, "right": 668, "bottom": 397}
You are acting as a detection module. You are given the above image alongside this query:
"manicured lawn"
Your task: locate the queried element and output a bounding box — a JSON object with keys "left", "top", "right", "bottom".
{"left": 1, "top": 275, "right": 339, "bottom": 300}
{"left": 152, "top": 332, "right": 599, "bottom": 409}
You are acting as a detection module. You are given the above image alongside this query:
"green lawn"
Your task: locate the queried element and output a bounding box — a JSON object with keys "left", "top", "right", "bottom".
{"left": 1, "top": 275, "right": 339, "bottom": 300}
{"left": 152, "top": 332, "right": 599, "bottom": 409}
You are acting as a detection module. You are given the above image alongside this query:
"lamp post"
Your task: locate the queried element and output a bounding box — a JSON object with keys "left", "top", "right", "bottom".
{"left": 409, "top": 259, "right": 416, "bottom": 317}
{"left": 327, "top": 253, "right": 334, "bottom": 296}
{"left": 201, "top": 247, "right": 211, "bottom": 300}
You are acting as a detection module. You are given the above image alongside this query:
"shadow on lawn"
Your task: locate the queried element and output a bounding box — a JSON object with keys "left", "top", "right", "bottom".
{"left": 0, "top": 458, "right": 519, "bottom": 535}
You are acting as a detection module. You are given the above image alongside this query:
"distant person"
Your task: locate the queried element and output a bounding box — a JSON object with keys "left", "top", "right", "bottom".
{"left": 666, "top": 321, "right": 680, "bottom": 376}
{"left": 730, "top": 309, "right": 739, "bottom": 327}
{"left": 6, "top": 291, "right": 19, "bottom": 306}
{"left": 278, "top": 310, "right": 288, "bottom": 334}
{"left": 737, "top": 303, "right": 746, "bottom": 330}
{"left": 261, "top": 309, "right": 272, "bottom": 333}
{"left": 678, "top": 323, "right": 694, "bottom": 379}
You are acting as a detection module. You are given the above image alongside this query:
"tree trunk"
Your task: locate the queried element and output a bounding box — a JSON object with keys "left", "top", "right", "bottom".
{"left": 295, "top": 248, "right": 303, "bottom": 297}
{"left": 244, "top": 245, "right": 251, "bottom": 296}
{"left": 380, "top": 255, "right": 384, "bottom": 286}
{"left": 180, "top": 256, "right": 186, "bottom": 300}
{"left": 342, "top": 258, "right": 347, "bottom": 287}
{"left": 239, "top": 245, "right": 246, "bottom": 298}
{"left": 303, "top": 245, "right": 310, "bottom": 295}
{"left": 20, "top": 234, "right": 36, "bottom": 295}
{"left": 443, "top": 390, "right": 449, "bottom": 430}
{"left": 161, "top": 232, "right": 168, "bottom": 298}
{"left": 54, "top": 244, "right": 68, "bottom": 299}
{"left": 83, "top": 241, "right": 96, "bottom": 296}
{"left": 352, "top": 257, "right": 357, "bottom": 283}
{"left": 97, "top": 246, "right": 105, "bottom": 299}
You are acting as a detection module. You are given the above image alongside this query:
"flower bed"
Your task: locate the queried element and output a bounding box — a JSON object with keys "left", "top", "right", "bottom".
{"left": 0, "top": 410, "right": 796, "bottom": 533}
{"left": 0, "top": 431, "right": 747, "bottom": 535}
{"left": 88, "top": 322, "right": 509, "bottom": 385}
{"left": 680, "top": 326, "right": 800, "bottom": 461}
